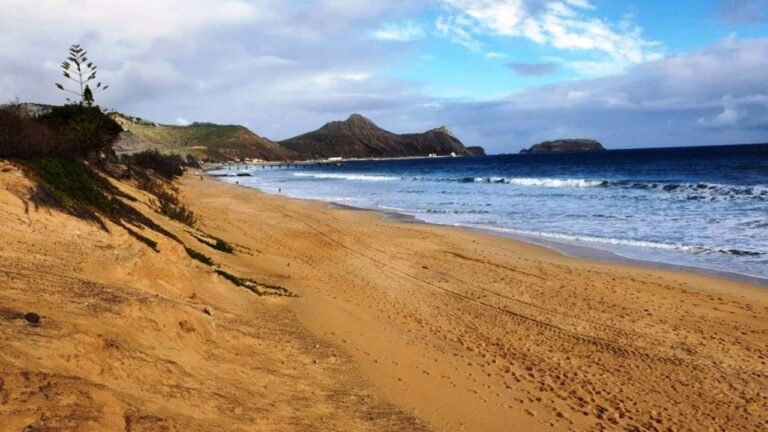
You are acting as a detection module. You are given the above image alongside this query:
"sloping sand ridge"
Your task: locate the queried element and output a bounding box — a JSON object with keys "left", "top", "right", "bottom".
{"left": 1, "top": 165, "right": 766, "bottom": 431}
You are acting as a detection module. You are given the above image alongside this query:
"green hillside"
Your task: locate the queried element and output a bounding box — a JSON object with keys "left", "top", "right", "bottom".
{"left": 113, "top": 114, "right": 298, "bottom": 162}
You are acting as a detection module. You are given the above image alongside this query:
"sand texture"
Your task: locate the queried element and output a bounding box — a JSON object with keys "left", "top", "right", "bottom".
{"left": 0, "top": 166, "right": 766, "bottom": 431}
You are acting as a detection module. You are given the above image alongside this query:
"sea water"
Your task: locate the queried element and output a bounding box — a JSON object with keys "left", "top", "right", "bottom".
{"left": 212, "top": 144, "right": 768, "bottom": 282}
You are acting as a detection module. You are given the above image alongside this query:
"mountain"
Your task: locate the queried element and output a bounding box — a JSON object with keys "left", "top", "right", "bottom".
{"left": 279, "top": 114, "right": 482, "bottom": 159}
{"left": 113, "top": 114, "right": 298, "bottom": 161}
{"left": 520, "top": 139, "right": 605, "bottom": 154}
{"left": 9, "top": 104, "right": 481, "bottom": 161}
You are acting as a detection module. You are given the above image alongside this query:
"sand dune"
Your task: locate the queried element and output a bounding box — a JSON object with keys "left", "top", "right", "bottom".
{"left": 0, "top": 166, "right": 425, "bottom": 431}
{"left": 1, "top": 166, "right": 766, "bottom": 431}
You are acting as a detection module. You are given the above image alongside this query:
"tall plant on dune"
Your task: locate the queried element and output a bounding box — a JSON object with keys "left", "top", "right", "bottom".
{"left": 55, "top": 44, "right": 108, "bottom": 107}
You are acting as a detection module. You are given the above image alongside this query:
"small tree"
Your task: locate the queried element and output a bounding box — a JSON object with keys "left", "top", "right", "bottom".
{"left": 55, "top": 44, "right": 108, "bottom": 107}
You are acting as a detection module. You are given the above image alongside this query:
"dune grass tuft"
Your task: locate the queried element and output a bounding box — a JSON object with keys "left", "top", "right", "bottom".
{"left": 185, "top": 246, "right": 215, "bottom": 266}
{"left": 193, "top": 233, "right": 234, "bottom": 254}
{"left": 215, "top": 269, "right": 294, "bottom": 297}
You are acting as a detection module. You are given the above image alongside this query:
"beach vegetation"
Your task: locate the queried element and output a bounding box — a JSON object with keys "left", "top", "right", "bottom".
{"left": 37, "top": 104, "right": 122, "bottom": 157}
{"left": 122, "top": 224, "right": 159, "bottom": 251}
{"left": 121, "top": 150, "right": 185, "bottom": 179}
{"left": 0, "top": 103, "right": 121, "bottom": 159}
{"left": 129, "top": 173, "right": 197, "bottom": 226}
{"left": 215, "top": 269, "right": 294, "bottom": 297}
{"left": 193, "top": 233, "right": 234, "bottom": 254}
{"left": 184, "top": 246, "right": 215, "bottom": 266}
{"left": 0, "top": 45, "right": 199, "bottom": 252}
{"left": 24, "top": 157, "right": 119, "bottom": 222}
{"left": 20, "top": 157, "right": 183, "bottom": 244}
{"left": 55, "top": 44, "right": 108, "bottom": 107}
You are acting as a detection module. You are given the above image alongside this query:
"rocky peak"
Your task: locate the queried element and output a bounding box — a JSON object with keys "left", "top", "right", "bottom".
{"left": 430, "top": 125, "right": 456, "bottom": 138}
{"left": 344, "top": 113, "right": 377, "bottom": 128}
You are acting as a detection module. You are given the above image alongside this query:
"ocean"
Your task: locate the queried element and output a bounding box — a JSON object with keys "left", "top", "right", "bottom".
{"left": 211, "top": 144, "right": 768, "bottom": 283}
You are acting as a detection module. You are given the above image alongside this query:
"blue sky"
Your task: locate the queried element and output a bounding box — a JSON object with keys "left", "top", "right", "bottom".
{"left": 378, "top": 0, "right": 766, "bottom": 98}
{"left": 1, "top": 0, "right": 767, "bottom": 153}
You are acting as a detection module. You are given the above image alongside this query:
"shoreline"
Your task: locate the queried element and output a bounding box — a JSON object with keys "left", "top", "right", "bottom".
{"left": 201, "top": 153, "right": 474, "bottom": 171}
{"left": 224, "top": 178, "right": 768, "bottom": 289}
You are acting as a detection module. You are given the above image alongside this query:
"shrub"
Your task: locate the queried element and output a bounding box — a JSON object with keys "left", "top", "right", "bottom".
{"left": 37, "top": 104, "right": 122, "bottom": 157}
{"left": 0, "top": 105, "right": 61, "bottom": 158}
{"left": 122, "top": 224, "right": 159, "bottom": 251}
{"left": 184, "top": 247, "right": 214, "bottom": 266}
{"left": 214, "top": 269, "right": 294, "bottom": 297}
{"left": 122, "top": 150, "right": 184, "bottom": 179}
{"left": 136, "top": 176, "right": 197, "bottom": 226}
{"left": 192, "top": 233, "right": 234, "bottom": 254}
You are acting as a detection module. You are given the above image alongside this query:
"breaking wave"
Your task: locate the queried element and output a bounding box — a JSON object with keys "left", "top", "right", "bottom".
{"left": 293, "top": 172, "right": 400, "bottom": 181}
{"left": 405, "top": 176, "right": 768, "bottom": 199}
{"left": 474, "top": 226, "right": 764, "bottom": 257}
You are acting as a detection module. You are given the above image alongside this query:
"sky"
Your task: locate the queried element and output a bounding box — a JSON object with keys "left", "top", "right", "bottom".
{"left": 1, "top": 0, "right": 767, "bottom": 153}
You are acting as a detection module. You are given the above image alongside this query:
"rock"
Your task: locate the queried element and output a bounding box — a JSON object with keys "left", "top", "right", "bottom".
{"left": 24, "top": 312, "right": 40, "bottom": 324}
{"left": 466, "top": 146, "right": 486, "bottom": 156}
{"left": 521, "top": 139, "right": 605, "bottom": 154}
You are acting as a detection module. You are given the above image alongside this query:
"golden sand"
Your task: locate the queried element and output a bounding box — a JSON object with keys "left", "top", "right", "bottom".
{"left": 0, "top": 167, "right": 765, "bottom": 431}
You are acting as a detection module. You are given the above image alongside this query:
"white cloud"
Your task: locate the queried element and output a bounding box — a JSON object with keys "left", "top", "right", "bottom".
{"left": 369, "top": 22, "right": 426, "bottom": 41}
{"left": 176, "top": 117, "right": 191, "bottom": 126}
{"left": 565, "top": 0, "right": 595, "bottom": 10}
{"left": 439, "top": 0, "right": 662, "bottom": 75}
{"left": 311, "top": 72, "right": 371, "bottom": 87}
{"left": 435, "top": 15, "right": 484, "bottom": 52}
{"left": 0, "top": 0, "right": 259, "bottom": 53}
{"left": 223, "top": 56, "right": 297, "bottom": 70}
{"left": 697, "top": 94, "right": 768, "bottom": 129}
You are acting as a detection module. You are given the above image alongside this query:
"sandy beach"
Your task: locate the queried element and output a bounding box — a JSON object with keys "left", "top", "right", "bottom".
{"left": 1, "top": 167, "right": 766, "bottom": 431}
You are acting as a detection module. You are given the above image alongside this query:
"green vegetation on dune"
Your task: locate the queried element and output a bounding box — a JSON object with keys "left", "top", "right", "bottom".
{"left": 191, "top": 233, "right": 235, "bottom": 254}
{"left": 214, "top": 269, "right": 294, "bottom": 297}
{"left": 185, "top": 246, "right": 215, "bottom": 266}
{"left": 23, "top": 158, "right": 120, "bottom": 221}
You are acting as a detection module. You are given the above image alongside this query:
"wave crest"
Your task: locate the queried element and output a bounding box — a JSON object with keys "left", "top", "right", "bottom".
{"left": 477, "top": 226, "right": 763, "bottom": 256}
{"left": 294, "top": 172, "right": 400, "bottom": 181}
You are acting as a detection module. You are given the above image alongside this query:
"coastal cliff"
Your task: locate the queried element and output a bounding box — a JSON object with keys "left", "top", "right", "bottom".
{"left": 521, "top": 139, "right": 605, "bottom": 153}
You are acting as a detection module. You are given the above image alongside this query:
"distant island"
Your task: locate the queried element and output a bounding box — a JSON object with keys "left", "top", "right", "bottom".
{"left": 520, "top": 139, "right": 605, "bottom": 154}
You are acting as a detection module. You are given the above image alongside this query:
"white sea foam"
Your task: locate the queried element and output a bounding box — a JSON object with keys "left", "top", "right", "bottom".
{"left": 502, "top": 178, "right": 603, "bottom": 188}
{"left": 294, "top": 172, "right": 400, "bottom": 181}
{"left": 478, "top": 226, "right": 711, "bottom": 253}
{"left": 459, "top": 177, "right": 604, "bottom": 187}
